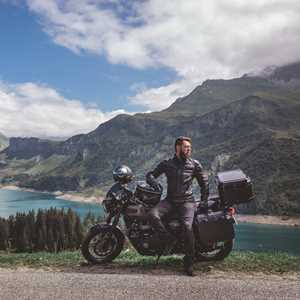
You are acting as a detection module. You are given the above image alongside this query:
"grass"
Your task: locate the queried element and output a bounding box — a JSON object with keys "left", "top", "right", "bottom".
{"left": 0, "top": 251, "right": 84, "bottom": 268}
{"left": 0, "top": 249, "right": 300, "bottom": 275}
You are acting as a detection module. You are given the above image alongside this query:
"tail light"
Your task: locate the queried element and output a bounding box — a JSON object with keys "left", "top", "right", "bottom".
{"left": 228, "top": 207, "right": 236, "bottom": 216}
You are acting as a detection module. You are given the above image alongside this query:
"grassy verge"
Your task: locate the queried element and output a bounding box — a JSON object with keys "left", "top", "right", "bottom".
{"left": 0, "top": 250, "right": 300, "bottom": 274}
{"left": 0, "top": 251, "right": 84, "bottom": 268}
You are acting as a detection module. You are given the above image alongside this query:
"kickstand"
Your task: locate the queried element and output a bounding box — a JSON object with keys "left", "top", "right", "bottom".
{"left": 155, "top": 237, "right": 177, "bottom": 264}
{"left": 156, "top": 253, "right": 162, "bottom": 264}
{"left": 156, "top": 245, "right": 166, "bottom": 264}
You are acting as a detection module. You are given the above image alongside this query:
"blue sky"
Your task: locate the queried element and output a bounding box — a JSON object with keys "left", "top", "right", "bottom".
{"left": 0, "top": 1, "right": 299, "bottom": 138}
{"left": 0, "top": 3, "right": 175, "bottom": 112}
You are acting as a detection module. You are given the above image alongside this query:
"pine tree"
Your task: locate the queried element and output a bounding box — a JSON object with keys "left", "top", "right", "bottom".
{"left": 56, "top": 212, "right": 65, "bottom": 251}
{"left": 8, "top": 215, "right": 16, "bottom": 250}
{"left": 35, "top": 209, "right": 47, "bottom": 251}
{"left": 83, "top": 211, "right": 96, "bottom": 232}
{"left": 26, "top": 210, "right": 36, "bottom": 252}
{"left": 74, "top": 215, "right": 84, "bottom": 248}
{"left": 0, "top": 218, "right": 9, "bottom": 251}
{"left": 0, "top": 208, "right": 85, "bottom": 252}
{"left": 65, "top": 208, "right": 77, "bottom": 249}
{"left": 15, "top": 213, "right": 29, "bottom": 252}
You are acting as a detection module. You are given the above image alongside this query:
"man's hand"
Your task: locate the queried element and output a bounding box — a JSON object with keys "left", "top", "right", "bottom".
{"left": 154, "top": 183, "right": 163, "bottom": 192}
{"left": 146, "top": 171, "right": 163, "bottom": 192}
{"left": 150, "top": 180, "right": 162, "bottom": 192}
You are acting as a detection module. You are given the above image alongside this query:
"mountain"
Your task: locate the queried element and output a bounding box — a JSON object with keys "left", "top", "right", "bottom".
{"left": 0, "top": 133, "right": 9, "bottom": 151}
{"left": 1, "top": 63, "right": 300, "bottom": 215}
{"left": 158, "top": 77, "right": 275, "bottom": 118}
{"left": 269, "top": 61, "right": 300, "bottom": 82}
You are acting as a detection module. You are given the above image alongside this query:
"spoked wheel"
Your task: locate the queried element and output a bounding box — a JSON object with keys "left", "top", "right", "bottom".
{"left": 195, "top": 239, "right": 233, "bottom": 262}
{"left": 81, "top": 226, "right": 124, "bottom": 264}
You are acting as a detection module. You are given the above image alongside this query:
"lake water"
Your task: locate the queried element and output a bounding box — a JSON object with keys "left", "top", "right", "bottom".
{"left": 1, "top": 189, "right": 300, "bottom": 255}
{"left": 0, "top": 189, "right": 103, "bottom": 219}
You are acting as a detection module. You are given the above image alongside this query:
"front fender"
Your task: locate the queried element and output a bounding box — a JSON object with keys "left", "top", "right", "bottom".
{"left": 88, "top": 223, "right": 124, "bottom": 237}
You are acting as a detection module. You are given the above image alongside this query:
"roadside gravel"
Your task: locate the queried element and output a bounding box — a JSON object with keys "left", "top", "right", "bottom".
{"left": 0, "top": 268, "right": 299, "bottom": 300}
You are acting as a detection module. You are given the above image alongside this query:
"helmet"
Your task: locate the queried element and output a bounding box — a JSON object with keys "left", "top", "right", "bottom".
{"left": 113, "top": 165, "right": 133, "bottom": 184}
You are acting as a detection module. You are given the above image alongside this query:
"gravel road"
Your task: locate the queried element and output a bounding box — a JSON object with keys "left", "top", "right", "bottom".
{"left": 0, "top": 268, "right": 299, "bottom": 300}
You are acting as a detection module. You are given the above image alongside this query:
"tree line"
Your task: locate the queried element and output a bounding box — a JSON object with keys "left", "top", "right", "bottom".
{"left": 0, "top": 208, "right": 103, "bottom": 253}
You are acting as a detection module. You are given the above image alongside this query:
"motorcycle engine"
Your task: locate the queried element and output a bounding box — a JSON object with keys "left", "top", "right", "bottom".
{"left": 126, "top": 220, "right": 157, "bottom": 253}
{"left": 167, "top": 220, "right": 181, "bottom": 231}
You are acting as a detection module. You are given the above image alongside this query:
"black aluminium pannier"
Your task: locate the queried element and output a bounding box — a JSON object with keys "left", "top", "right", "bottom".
{"left": 196, "top": 211, "right": 235, "bottom": 244}
{"left": 216, "top": 169, "right": 254, "bottom": 206}
{"left": 134, "top": 182, "right": 162, "bottom": 206}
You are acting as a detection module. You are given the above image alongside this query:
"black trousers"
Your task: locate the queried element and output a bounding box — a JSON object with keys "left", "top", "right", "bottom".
{"left": 148, "top": 199, "right": 197, "bottom": 262}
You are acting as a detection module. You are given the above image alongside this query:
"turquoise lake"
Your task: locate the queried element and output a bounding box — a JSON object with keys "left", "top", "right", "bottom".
{"left": 0, "top": 189, "right": 103, "bottom": 219}
{"left": 1, "top": 189, "right": 300, "bottom": 255}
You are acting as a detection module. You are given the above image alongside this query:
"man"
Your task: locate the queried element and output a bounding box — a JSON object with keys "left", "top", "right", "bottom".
{"left": 146, "top": 136, "right": 209, "bottom": 276}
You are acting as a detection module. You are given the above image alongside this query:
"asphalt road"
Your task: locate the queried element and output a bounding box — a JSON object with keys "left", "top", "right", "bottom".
{"left": 0, "top": 268, "right": 299, "bottom": 300}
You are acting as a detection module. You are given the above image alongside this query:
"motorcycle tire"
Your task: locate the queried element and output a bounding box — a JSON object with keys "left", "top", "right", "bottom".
{"left": 81, "top": 226, "right": 125, "bottom": 264}
{"left": 195, "top": 239, "right": 233, "bottom": 262}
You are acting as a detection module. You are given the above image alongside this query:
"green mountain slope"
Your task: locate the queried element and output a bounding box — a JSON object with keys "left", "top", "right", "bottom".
{"left": 1, "top": 65, "right": 300, "bottom": 215}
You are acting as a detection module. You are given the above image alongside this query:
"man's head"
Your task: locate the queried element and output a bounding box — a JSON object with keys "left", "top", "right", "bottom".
{"left": 175, "top": 136, "right": 192, "bottom": 160}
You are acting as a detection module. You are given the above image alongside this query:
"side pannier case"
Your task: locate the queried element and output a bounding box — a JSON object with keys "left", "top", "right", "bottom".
{"left": 216, "top": 169, "right": 254, "bottom": 206}
{"left": 196, "top": 211, "right": 235, "bottom": 244}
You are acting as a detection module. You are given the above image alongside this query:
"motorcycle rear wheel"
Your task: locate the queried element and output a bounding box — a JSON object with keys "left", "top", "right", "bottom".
{"left": 81, "top": 226, "right": 124, "bottom": 264}
{"left": 195, "top": 239, "right": 233, "bottom": 262}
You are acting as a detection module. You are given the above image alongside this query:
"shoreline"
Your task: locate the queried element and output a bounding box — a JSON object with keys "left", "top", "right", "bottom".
{"left": 0, "top": 184, "right": 103, "bottom": 204}
{"left": 235, "top": 214, "right": 300, "bottom": 227}
{"left": 1, "top": 184, "right": 300, "bottom": 226}
{"left": 54, "top": 192, "right": 103, "bottom": 204}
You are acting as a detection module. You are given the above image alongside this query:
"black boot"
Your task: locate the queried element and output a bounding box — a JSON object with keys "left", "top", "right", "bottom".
{"left": 183, "top": 256, "right": 194, "bottom": 276}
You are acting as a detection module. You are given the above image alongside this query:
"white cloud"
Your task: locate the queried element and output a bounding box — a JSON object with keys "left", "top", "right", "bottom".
{"left": 0, "top": 81, "right": 130, "bottom": 138}
{"left": 129, "top": 79, "right": 197, "bottom": 111}
{"left": 25, "top": 0, "right": 300, "bottom": 110}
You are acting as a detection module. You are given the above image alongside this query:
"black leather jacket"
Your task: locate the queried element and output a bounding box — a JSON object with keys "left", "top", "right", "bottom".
{"left": 146, "top": 154, "right": 209, "bottom": 203}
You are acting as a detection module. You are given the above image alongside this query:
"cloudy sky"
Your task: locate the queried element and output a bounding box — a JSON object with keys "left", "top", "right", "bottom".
{"left": 1, "top": 0, "right": 300, "bottom": 138}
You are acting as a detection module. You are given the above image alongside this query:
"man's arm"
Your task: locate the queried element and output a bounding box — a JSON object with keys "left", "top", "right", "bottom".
{"left": 146, "top": 160, "right": 166, "bottom": 191}
{"left": 193, "top": 159, "right": 209, "bottom": 205}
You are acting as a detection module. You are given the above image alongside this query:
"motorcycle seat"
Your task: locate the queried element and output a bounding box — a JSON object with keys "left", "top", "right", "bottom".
{"left": 195, "top": 194, "right": 220, "bottom": 208}
{"left": 162, "top": 195, "right": 221, "bottom": 222}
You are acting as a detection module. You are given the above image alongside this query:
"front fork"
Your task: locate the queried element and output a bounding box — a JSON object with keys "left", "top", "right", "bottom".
{"left": 87, "top": 210, "right": 123, "bottom": 251}
{"left": 99, "top": 210, "right": 122, "bottom": 243}
{"left": 105, "top": 209, "right": 122, "bottom": 227}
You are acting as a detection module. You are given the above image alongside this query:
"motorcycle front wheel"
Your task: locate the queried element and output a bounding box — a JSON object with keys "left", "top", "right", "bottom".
{"left": 81, "top": 226, "right": 125, "bottom": 264}
{"left": 195, "top": 239, "right": 233, "bottom": 262}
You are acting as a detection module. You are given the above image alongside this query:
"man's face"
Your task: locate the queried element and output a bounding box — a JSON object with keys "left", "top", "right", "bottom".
{"left": 177, "top": 140, "right": 192, "bottom": 159}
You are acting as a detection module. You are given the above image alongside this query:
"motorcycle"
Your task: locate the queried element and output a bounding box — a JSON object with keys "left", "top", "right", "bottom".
{"left": 81, "top": 168, "right": 254, "bottom": 264}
